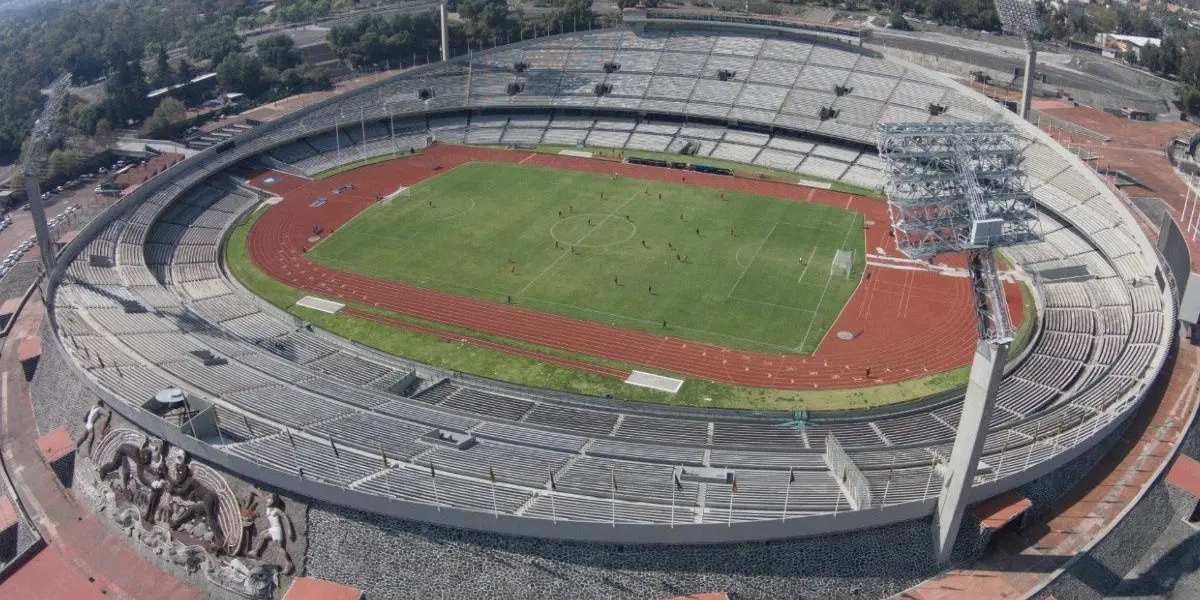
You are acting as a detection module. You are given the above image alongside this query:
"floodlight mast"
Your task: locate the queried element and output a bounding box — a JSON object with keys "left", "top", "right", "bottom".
{"left": 877, "top": 122, "right": 1041, "bottom": 562}
{"left": 995, "top": 0, "right": 1044, "bottom": 120}
{"left": 20, "top": 74, "right": 72, "bottom": 277}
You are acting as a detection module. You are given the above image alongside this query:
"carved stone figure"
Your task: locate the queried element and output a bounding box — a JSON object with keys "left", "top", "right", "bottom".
{"left": 90, "top": 429, "right": 262, "bottom": 582}
{"left": 98, "top": 440, "right": 152, "bottom": 487}
{"left": 167, "top": 457, "right": 226, "bottom": 553}
{"left": 249, "top": 493, "right": 296, "bottom": 575}
{"left": 76, "top": 400, "right": 111, "bottom": 455}
{"left": 237, "top": 491, "right": 261, "bottom": 557}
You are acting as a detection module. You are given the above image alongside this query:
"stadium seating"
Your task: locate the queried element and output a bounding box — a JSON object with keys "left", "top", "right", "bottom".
{"left": 44, "top": 25, "right": 1172, "bottom": 536}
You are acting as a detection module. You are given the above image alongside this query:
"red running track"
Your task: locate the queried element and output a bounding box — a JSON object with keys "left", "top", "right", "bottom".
{"left": 246, "top": 144, "right": 1023, "bottom": 390}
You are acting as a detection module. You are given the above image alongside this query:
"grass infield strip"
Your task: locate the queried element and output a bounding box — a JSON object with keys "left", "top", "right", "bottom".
{"left": 231, "top": 205, "right": 979, "bottom": 412}
{"left": 307, "top": 162, "right": 866, "bottom": 354}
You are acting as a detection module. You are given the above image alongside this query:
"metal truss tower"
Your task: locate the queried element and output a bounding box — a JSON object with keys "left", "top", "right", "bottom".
{"left": 995, "top": 0, "right": 1044, "bottom": 120}
{"left": 877, "top": 122, "right": 1041, "bottom": 563}
{"left": 20, "top": 74, "right": 72, "bottom": 276}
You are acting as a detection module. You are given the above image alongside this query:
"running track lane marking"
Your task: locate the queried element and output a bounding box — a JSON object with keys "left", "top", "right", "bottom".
{"left": 251, "top": 146, "right": 977, "bottom": 387}
{"left": 340, "top": 307, "right": 629, "bottom": 378}
{"left": 796, "top": 213, "right": 859, "bottom": 352}
{"left": 515, "top": 184, "right": 646, "bottom": 298}
{"left": 519, "top": 153, "right": 537, "bottom": 164}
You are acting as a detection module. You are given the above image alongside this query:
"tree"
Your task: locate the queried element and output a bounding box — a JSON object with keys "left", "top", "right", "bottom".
{"left": 459, "top": 0, "right": 510, "bottom": 43}
{"left": 547, "top": 0, "right": 594, "bottom": 35}
{"left": 216, "top": 53, "right": 267, "bottom": 97}
{"left": 175, "top": 58, "right": 197, "bottom": 84}
{"left": 48, "top": 148, "right": 82, "bottom": 178}
{"left": 328, "top": 12, "right": 442, "bottom": 69}
{"left": 152, "top": 46, "right": 174, "bottom": 89}
{"left": 190, "top": 23, "right": 241, "bottom": 65}
{"left": 890, "top": 11, "right": 912, "bottom": 31}
{"left": 69, "top": 102, "right": 105, "bottom": 135}
{"left": 1140, "top": 43, "right": 1163, "bottom": 75}
{"left": 279, "top": 64, "right": 331, "bottom": 93}
{"left": 141, "top": 96, "right": 188, "bottom": 137}
{"left": 103, "top": 55, "right": 150, "bottom": 126}
{"left": 66, "top": 47, "right": 105, "bottom": 84}
{"left": 257, "top": 34, "right": 300, "bottom": 72}
{"left": 94, "top": 119, "right": 115, "bottom": 148}
{"left": 1177, "top": 85, "right": 1200, "bottom": 117}
{"left": 1160, "top": 37, "right": 1182, "bottom": 79}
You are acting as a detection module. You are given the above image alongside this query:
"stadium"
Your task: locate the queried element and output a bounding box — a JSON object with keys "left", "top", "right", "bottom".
{"left": 25, "top": 8, "right": 1184, "bottom": 599}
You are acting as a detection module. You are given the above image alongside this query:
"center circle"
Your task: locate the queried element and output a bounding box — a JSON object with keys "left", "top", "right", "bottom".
{"left": 550, "top": 214, "right": 637, "bottom": 248}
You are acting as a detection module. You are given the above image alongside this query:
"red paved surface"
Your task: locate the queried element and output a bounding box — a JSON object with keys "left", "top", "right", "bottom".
{"left": 281, "top": 576, "right": 363, "bottom": 600}
{"left": 248, "top": 144, "right": 1024, "bottom": 389}
{"left": 1165, "top": 453, "right": 1200, "bottom": 498}
{"left": 0, "top": 547, "right": 107, "bottom": 600}
{"left": 970, "top": 490, "right": 1032, "bottom": 531}
{"left": 0, "top": 301, "right": 202, "bottom": 600}
{"left": 895, "top": 107, "right": 1200, "bottom": 600}
{"left": 114, "top": 152, "right": 185, "bottom": 191}
{"left": 1034, "top": 103, "right": 1200, "bottom": 270}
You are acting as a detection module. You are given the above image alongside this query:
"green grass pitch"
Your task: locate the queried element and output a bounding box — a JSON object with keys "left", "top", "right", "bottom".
{"left": 308, "top": 162, "right": 866, "bottom": 353}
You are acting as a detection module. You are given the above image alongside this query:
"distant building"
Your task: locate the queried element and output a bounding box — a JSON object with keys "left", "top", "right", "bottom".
{"left": 1095, "top": 33, "right": 1161, "bottom": 58}
{"left": 146, "top": 72, "right": 218, "bottom": 107}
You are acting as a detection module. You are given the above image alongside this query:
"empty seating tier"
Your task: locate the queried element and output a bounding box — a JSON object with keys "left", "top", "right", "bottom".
{"left": 44, "top": 24, "right": 1172, "bottom": 543}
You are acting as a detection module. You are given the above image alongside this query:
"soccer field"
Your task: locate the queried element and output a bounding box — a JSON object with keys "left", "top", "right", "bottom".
{"left": 307, "top": 162, "right": 866, "bottom": 353}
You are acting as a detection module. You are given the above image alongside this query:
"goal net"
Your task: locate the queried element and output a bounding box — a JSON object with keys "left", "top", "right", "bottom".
{"left": 831, "top": 249, "right": 853, "bottom": 278}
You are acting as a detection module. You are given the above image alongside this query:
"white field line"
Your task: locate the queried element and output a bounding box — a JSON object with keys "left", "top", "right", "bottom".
{"left": 515, "top": 185, "right": 646, "bottom": 297}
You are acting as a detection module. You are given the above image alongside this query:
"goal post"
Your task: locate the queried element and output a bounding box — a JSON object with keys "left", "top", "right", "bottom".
{"left": 831, "top": 249, "right": 853, "bottom": 278}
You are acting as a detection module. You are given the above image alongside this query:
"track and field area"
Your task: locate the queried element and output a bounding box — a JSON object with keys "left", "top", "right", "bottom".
{"left": 246, "top": 144, "right": 1027, "bottom": 392}
{"left": 306, "top": 162, "right": 865, "bottom": 353}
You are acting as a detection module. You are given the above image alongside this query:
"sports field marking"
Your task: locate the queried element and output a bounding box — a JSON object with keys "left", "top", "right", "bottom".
{"left": 549, "top": 214, "right": 638, "bottom": 248}
{"left": 307, "top": 162, "right": 866, "bottom": 353}
{"left": 726, "top": 296, "right": 816, "bottom": 313}
{"left": 725, "top": 222, "right": 779, "bottom": 299}
{"left": 796, "top": 213, "right": 861, "bottom": 352}
{"left": 515, "top": 184, "right": 646, "bottom": 297}
{"left": 796, "top": 247, "right": 818, "bottom": 284}
{"left": 734, "top": 240, "right": 766, "bottom": 270}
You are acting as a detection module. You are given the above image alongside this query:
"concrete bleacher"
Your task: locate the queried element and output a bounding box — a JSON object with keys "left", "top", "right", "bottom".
{"left": 42, "top": 23, "right": 1173, "bottom": 538}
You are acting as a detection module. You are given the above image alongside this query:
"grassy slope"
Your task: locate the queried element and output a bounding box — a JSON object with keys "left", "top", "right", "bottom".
{"left": 307, "top": 162, "right": 865, "bottom": 353}
{"left": 229, "top": 207, "right": 972, "bottom": 411}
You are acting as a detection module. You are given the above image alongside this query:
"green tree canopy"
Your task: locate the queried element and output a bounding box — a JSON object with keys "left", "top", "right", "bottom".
{"left": 257, "top": 34, "right": 300, "bottom": 72}
{"left": 141, "top": 95, "right": 188, "bottom": 136}
{"left": 216, "top": 53, "right": 267, "bottom": 97}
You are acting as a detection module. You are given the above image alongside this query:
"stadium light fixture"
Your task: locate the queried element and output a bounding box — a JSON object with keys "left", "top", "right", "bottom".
{"left": 20, "top": 74, "right": 72, "bottom": 276}
{"left": 994, "top": 0, "right": 1046, "bottom": 119}
{"left": 877, "top": 120, "right": 1041, "bottom": 562}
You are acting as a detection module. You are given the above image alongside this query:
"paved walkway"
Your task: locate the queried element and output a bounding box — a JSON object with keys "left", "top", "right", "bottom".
{"left": 0, "top": 300, "right": 200, "bottom": 600}
{"left": 893, "top": 343, "right": 1200, "bottom": 599}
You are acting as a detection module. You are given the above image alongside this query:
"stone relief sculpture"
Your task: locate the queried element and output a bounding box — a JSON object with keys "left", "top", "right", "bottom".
{"left": 249, "top": 493, "right": 297, "bottom": 575}
{"left": 165, "top": 453, "right": 227, "bottom": 552}
{"left": 75, "top": 400, "right": 111, "bottom": 455}
{"left": 81, "top": 427, "right": 295, "bottom": 599}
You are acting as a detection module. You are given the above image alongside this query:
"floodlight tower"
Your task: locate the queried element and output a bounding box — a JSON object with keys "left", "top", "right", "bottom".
{"left": 20, "top": 74, "right": 72, "bottom": 276}
{"left": 877, "top": 122, "right": 1041, "bottom": 563}
{"left": 440, "top": 3, "right": 449, "bottom": 62}
{"left": 995, "top": 0, "right": 1044, "bottom": 120}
